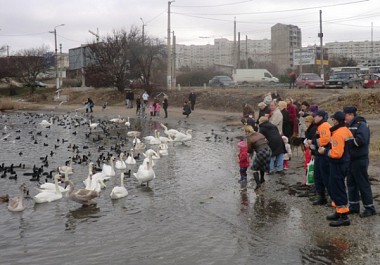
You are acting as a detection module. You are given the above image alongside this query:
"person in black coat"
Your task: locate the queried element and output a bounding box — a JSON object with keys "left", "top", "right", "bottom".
{"left": 258, "top": 102, "right": 270, "bottom": 121}
{"left": 278, "top": 101, "right": 292, "bottom": 138}
{"left": 163, "top": 96, "right": 169, "bottom": 118}
{"left": 188, "top": 92, "right": 197, "bottom": 111}
{"left": 258, "top": 117, "right": 286, "bottom": 175}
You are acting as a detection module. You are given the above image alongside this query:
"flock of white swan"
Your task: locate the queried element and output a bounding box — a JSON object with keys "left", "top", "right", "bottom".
{"left": 4, "top": 119, "right": 193, "bottom": 212}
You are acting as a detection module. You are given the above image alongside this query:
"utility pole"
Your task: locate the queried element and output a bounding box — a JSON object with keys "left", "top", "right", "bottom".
{"left": 50, "top": 24, "right": 65, "bottom": 90}
{"left": 81, "top": 46, "right": 86, "bottom": 87}
{"left": 167, "top": 1, "right": 174, "bottom": 90}
{"left": 89, "top": 28, "right": 99, "bottom": 42}
{"left": 245, "top": 35, "right": 248, "bottom": 69}
{"left": 172, "top": 31, "right": 176, "bottom": 89}
{"left": 318, "top": 10, "right": 324, "bottom": 80}
{"left": 59, "top": 43, "right": 63, "bottom": 88}
{"left": 140, "top": 18, "right": 146, "bottom": 44}
{"left": 6, "top": 45, "right": 9, "bottom": 57}
{"left": 371, "top": 22, "right": 374, "bottom": 66}
{"left": 233, "top": 17, "right": 236, "bottom": 74}
{"left": 237, "top": 32, "right": 241, "bottom": 69}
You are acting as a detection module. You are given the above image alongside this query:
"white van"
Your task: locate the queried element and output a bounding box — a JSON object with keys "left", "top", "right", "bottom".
{"left": 232, "top": 69, "right": 279, "bottom": 84}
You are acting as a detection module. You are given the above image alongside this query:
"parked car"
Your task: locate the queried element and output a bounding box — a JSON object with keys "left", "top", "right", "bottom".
{"left": 324, "top": 72, "right": 362, "bottom": 89}
{"left": 295, "top": 73, "right": 324, "bottom": 89}
{"left": 208, "top": 76, "right": 236, "bottom": 87}
{"left": 362, "top": 74, "right": 380, "bottom": 88}
{"left": 25, "top": 81, "right": 48, "bottom": 88}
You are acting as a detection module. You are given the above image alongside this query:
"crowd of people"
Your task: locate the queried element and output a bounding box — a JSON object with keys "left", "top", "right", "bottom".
{"left": 240, "top": 91, "right": 376, "bottom": 227}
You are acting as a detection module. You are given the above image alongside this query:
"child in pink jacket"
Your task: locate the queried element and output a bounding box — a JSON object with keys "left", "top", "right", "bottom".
{"left": 155, "top": 102, "right": 161, "bottom": 118}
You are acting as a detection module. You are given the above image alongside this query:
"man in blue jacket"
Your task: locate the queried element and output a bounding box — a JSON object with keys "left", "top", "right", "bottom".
{"left": 344, "top": 106, "right": 376, "bottom": 218}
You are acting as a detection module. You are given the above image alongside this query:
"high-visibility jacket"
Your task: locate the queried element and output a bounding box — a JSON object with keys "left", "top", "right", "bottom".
{"left": 312, "top": 121, "right": 331, "bottom": 156}
{"left": 326, "top": 125, "right": 353, "bottom": 163}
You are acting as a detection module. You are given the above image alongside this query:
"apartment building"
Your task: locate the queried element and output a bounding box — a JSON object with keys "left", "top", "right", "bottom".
{"left": 325, "top": 40, "right": 380, "bottom": 66}
{"left": 271, "top": 23, "right": 302, "bottom": 73}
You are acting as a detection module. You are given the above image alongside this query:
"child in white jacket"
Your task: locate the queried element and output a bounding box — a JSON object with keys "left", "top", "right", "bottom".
{"left": 282, "top": 136, "right": 292, "bottom": 170}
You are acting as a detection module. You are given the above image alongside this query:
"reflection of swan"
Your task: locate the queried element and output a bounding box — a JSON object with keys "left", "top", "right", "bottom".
{"left": 40, "top": 117, "right": 53, "bottom": 127}
{"left": 66, "top": 180, "right": 99, "bottom": 206}
{"left": 125, "top": 117, "right": 131, "bottom": 128}
{"left": 33, "top": 175, "right": 62, "bottom": 203}
{"left": 115, "top": 153, "right": 127, "bottom": 170}
{"left": 134, "top": 155, "right": 155, "bottom": 187}
{"left": 110, "top": 172, "right": 128, "bottom": 199}
{"left": 8, "top": 184, "right": 27, "bottom": 212}
{"left": 127, "top": 131, "right": 141, "bottom": 137}
{"left": 125, "top": 150, "right": 136, "bottom": 165}
{"left": 171, "top": 129, "right": 192, "bottom": 143}
{"left": 160, "top": 123, "right": 180, "bottom": 138}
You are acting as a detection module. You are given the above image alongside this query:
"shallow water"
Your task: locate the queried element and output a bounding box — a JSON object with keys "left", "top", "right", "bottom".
{"left": 0, "top": 111, "right": 376, "bottom": 264}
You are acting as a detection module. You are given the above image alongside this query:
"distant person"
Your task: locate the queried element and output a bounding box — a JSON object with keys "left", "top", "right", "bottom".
{"left": 136, "top": 95, "right": 141, "bottom": 116}
{"left": 142, "top": 91, "right": 149, "bottom": 105}
{"left": 282, "top": 136, "right": 292, "bottom": 170}
{"left": 188, "top": 92, "right": 197, "bottom": 111}
{"left": 102, "top": 102, "right": 107, "bottom": 111}
{"left": 163, "top": 96, "right": 169, "bottom": 118}
{"left": 183, "top": 101, "right": 192, "bottom": 118}
{"left": 84, "top": 98, "right": 94, "bottom": 113}
{"left": 289, "top": 70, "right": 297, "bottom": 89}
{"left": 149, "top": 101, "right": 155, "bottom": 117}
{"left": 155, "top": 102, "right": 161, "bottom": 118}
{"left": 243, "top": 103, "right": 254, "bottom": 118}
{"left": 237, "top": 139, "right": 249, "bottom": 188}
{"left": 257, "top": 102, "right": 270, "bottom": 121}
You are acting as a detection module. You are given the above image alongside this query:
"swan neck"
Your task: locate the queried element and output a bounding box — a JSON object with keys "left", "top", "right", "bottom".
{"left": 120, "top": 173, "right": 124, "bottom": 186}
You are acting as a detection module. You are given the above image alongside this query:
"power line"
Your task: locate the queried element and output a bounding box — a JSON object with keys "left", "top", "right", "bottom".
{"left": 0, "top": 31, "right": 48, "bottom": 37}
{"left": 173, "top": 0, "right": 254, "bottom": 8}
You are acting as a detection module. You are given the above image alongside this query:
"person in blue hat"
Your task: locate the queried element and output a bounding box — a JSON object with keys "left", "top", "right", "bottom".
{"left": 343, "top": 106, "right": 376, "bottom": 217}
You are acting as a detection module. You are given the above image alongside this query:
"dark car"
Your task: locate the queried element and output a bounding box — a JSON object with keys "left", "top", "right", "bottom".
{"left": 324, "top": 72, "right": 362, "bottom": 89}
{"left": 295, "top": 73, "right": 324, "bottom": 89}
{"left": 208, "top": 76, "right": 236, "bottom": 87}
{"left": 362, "top": 74, "right": 380, "bottom": 88}
{"left": 25, "top": 81, "right": 48, "bottom": 88}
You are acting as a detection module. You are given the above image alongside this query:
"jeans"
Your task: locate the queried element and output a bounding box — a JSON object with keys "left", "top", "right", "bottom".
{"left": 269, "top": 153, "right": 284, "bottom": 173}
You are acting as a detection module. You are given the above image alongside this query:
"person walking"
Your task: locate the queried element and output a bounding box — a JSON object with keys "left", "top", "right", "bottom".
{"left": 135, "top": 95, "right": 141, "bottom": 116}
{"left": 318, "top": 111, "right": 353, "bottom": 227}
{"left": 188, "top": 92, "right": 197, "bottom": 111}
{"left": 258, "top": 116, "right": 286, "bottom": 175}
{"left": 245, "top": 125, "right": 272, "bottom": 189}
{"left": 310, "top": 110, "right": 331, "bottom": 206}
{"left": 163, "top": 96, "right": 169, "bottom": 118}
{"left": 289, "top": 70, "right": 297, "bottom": 89}
{"left": 344, "top": 106, "right": 376, "bottom": 217}
{"left": 84, "top": 98, "right": 94, "bottom": 113}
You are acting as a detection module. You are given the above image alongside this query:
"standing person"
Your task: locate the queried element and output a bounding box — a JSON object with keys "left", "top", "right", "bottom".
{"left": 269, "top": 101, "right": 283, "bottom": 135}
{"left": 257, "top": 102, "right": 270, "bottom": 121}
{"left": 135, "top": 95, "right": 141, "bottom": 116}
{"left": 237, "top": 139, "right": 249, "bottom": 187}
{"left": 303, "top": 115, "right": 317, "bottom": 174}
{"left": 289, "top": 70, "right": 297, "bottom": 89}
{"left": 245, "top": 125, "right": 272, "bottom": 189}
{"left": 344, "top": 106, "right": 376, "bottom": 217}
{"left": 310, "top": 110, "right": 331, "bottom": 206}
{"left": 188, "top": 92, "right": 197, "bottom": 111}
{"left": 278, "top": 101, "right": 292, "bottom": 139}
{"left": 183, "top": 101, "right": 191, "bottom": 118}
{"left": 286, "top": 98, "right": 298, "bottom": 136}
{"left": 142, "top": 91, "right": 149, "bottom": 105}
{"left": 318, "top": 111, "right": 353, "bottom": 227}
{"left": 125, "top": 90, "right": 132, "bottom": 108}
{"left": 149, "top": 101, "right": 155, "bottom": 117}
{"left": 163, "top": 96, "right": 169, "bottom": 118}
{"left": 155, "top": 101, "right": 161, "bottom": 118}
{"left": 84, "top": 98, "right": 94, "bottom": 113}
{"left": 298, "top": 101, "right": 310, "bottom": 138}
{"left": 282, "top": 136, "right": 292, "bottom": 170}
{"left": 258, "top": 116, "right": 286, "bottom": 175}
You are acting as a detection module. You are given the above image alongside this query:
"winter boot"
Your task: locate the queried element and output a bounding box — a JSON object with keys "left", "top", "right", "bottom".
{"left": 253, "top": 171, "right": 261, "bottom": 190}
{"left": 326, "top": 212, "right": 340, "bottom": 221}
{"left": 260, "top": 170, "right": 265, "bottom": 184}
{"left": 329, "top": 213, "right": 350, "bottom": 227}
{"left": 312, "top": 195, "right": 327, "bottom": 206}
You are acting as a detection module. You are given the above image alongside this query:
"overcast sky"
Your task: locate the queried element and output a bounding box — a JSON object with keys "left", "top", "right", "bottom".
{"left": 0, "top": 0, "right": 378, "bottom": 54}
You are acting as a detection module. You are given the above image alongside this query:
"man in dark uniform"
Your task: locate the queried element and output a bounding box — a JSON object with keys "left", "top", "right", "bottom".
{"left": 344, "top": 106, "right": 376, "bottom": 218}
{"left": 188, "top": 92, "right": 196, "bottom": 111}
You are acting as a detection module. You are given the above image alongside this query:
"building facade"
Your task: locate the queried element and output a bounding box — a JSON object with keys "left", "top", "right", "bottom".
{"left": 271, "top": 23, "right": 302, "bottom": 73}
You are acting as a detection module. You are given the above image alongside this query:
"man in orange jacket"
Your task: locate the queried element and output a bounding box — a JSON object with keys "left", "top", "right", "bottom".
{"left": 318, "top": 111, "right": 353, "bottom": 227}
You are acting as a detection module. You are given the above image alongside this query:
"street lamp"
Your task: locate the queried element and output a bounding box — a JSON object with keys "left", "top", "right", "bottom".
{"left": 140, "top": 18, "right": 146, "bottom": 44}
{"left": 50, "top": 24, "right": 65, "bottom": 89}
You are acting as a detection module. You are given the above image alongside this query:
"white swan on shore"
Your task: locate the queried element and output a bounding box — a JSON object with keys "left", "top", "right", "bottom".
{"left": 110, "top": 172, "right": 128, "bottom": 199}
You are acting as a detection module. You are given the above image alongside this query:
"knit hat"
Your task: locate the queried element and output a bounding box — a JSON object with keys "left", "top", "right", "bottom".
{"left": 313, "top": 110, "right": 327, "bottom": 118}
{"left": 237, "top": 140, "right": 247, "bottom": 149}
{"left": 309, "top": 105, "right": 319, "bottom": 113}
{"left": 304, "top": 115, "right": 314, "bottom": 123}
{"left": 331, "top": 111, "right": 345, "bottom": 122}
{"left": 343, "top": 106, "right": 357, "bottom": 115}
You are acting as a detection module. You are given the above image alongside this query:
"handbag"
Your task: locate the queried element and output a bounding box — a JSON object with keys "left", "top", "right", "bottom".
{"left": 306, "top": 159, "right": 314, "bottom": 185}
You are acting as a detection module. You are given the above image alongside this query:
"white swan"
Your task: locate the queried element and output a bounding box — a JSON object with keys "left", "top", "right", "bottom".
{"left": 40, "top": 117, "right": 53, "bottom": 127}
{"left": 8, "top": 184, "right": 27, "bottom": 212}
{"left": 65, "top": 180, "right": 99, "bottom": 206}
{"left": 33, "top": 175, "right": 62, "bottom": 203}
{"left": 115, "top": 153, "right": 127, "bottom": 170}
{"left": 125, "top": 150, "right": 136, "bottom": 165}
{"left": 125, "top": 117, "right": 131, "bottom": 128}
{"left": 134, "top": 155, "right": 155, "bottom": 187}
{"left": 158, "top": 132, "right": 172, "bottom": 143}
{"left": 171, "top": 129, "right": 192, "bottom": 143}
{"left": 127, "top": 130, "right": 141, "bottom": 137}
{"left": 110, "top": 172, "right": 128, "bottom": 199}
{"left": 158, "top": 143, "right": 169, "bottom": 156}
{"left": 38, "top": 168, "right": 69, "bottom": 193}
{"left": 58, "top": 160, "right": 73, "bottom": 175}
{"left": 101, "top": 156, "right": 115, "bottom": 179}
{"left": 83, "top": 164, "right": 106, "bottom": 192}
{"left": 110, "top": 115, "right": 125, "bottom": 123}
{"left": 89, "top": 120, "right": 99, "bottom": 129}
{"left": 144, "top": 130, "right": 158, "bottom": 142}
{"left": 144, "top": 149, "right": 160, "bottom": 160}
{"left": 160, "top": 123, "right": 180, "bottom": 138}
{"left": 133, "top": 142, "right": 146, "bottom": 151}
{"left": 132, "top": 136, "right": 141, "bottom": 145}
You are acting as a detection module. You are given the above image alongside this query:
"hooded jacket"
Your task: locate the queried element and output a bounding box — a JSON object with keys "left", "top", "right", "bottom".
{"left": 238, "top": 146, "right": 249, "bottom": 168}
{"left": 347, "top": 115, "right": 370, "bottom": 159}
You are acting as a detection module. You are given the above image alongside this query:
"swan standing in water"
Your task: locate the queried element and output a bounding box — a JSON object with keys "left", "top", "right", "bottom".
{"left": 134, "top": 155, "right": 155, "bottom": 187}
{"left": 33, "top": 175, "right": 62, "bottom": 203}
{"left": 110, "top": 172, "right": 128, "bottom": 199}
{"left": 8, "top": 184, "right": 28, "bottom": 212}
{"left": 39, "top": 117, "right": 53, "bottom": 127}
{"left": 115, "top": 153, "right": 127, "bottom": 170}
{"left": 65, "top": 180, "right": 99, "bottom": 206}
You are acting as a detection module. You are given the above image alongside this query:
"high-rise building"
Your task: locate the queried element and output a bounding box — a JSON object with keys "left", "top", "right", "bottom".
{"left": 271, "top": 23, "right": 302, "bottom": 73}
